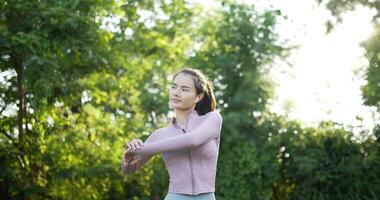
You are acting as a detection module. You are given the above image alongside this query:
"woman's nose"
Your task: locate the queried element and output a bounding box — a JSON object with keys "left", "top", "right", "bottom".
{"left": 172, "top": 88, "right": 180, "bottom": 96}
{"left": 173, "top": 91, "right": 180, "bottom": 97}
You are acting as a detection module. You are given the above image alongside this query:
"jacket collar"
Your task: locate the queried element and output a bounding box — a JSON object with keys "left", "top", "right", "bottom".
{"left": 167, "top": 109, "right": 198, "bottom": 125}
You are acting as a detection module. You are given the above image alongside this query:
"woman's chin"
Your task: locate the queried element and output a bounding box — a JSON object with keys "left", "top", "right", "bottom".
{"left": 171, "top": 104, "right": 191, "bottom": 110}
{"left": 171, "top": 105, "right": 183, "bottom": 110}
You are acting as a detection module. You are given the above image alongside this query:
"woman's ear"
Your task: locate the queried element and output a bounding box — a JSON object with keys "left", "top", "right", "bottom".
{"left": 196, "top": 93, "right": 205, "bottom": 103}
{"left": 194, "top": 97, "right": 199, "bottom": 103}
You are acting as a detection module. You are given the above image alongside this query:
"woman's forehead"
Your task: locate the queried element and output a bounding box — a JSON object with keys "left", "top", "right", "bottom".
{"left": 172, "top": 73, "right": 195, "bottom": 88}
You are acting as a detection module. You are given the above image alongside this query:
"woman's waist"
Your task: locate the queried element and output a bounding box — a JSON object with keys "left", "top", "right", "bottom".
{"left": 165, "top": 192, "right": 215, "bottom": 200}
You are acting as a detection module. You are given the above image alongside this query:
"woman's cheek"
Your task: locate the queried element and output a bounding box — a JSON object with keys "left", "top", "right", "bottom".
{"left": 184, "top": 96, "right": 194, "bottom": 107}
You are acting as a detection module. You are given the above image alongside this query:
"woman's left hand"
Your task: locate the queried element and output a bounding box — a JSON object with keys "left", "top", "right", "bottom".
{"left": 125, "top": 138, "right": 144, "bottom": 151}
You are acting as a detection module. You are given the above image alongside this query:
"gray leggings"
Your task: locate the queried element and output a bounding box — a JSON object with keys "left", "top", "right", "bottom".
{"left": 164, "top": 192, "right": 215, "bottom": 200}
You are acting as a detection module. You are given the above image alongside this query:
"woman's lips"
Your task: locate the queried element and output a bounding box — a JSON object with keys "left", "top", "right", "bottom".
{"left": 171, "top": 99, "right": 181, "bottom": 103}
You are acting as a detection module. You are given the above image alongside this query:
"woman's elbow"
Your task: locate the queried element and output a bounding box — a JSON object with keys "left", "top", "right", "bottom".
{"left": 189, "top": 137, "right": 208, "bottom": 148}
{"left": 187, "top": 136, "right": 202, "bottom": 148}
{"left": 191, "top": 133, "right": 219, "bottom": 147}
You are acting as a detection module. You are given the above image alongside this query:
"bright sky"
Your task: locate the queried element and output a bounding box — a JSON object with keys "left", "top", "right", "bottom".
{"left": 195, "top": 0, "right": 379, "bottom": 136}
{"left": 266, "top": 1, "right": 379, "bottom": 136}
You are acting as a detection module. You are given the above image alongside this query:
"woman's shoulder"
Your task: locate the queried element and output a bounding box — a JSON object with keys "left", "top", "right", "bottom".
{"left": 201, "top": 110, "right": 223, "bottom": 127}
{"left": 204, "top": 110, "right": 222, "bottom": 120}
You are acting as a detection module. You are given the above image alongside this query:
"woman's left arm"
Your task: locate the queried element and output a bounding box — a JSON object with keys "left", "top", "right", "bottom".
{"left": 129, "top": 111, "right": 222, "bottom": 156}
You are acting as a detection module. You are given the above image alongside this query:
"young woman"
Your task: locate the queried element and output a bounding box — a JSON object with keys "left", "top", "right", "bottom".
{"left": 121, "top": 68, "right": 222, "bottom": 200}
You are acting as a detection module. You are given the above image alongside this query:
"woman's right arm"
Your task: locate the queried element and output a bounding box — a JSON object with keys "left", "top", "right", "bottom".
{"left": 121, "top": 131, "right": 159, "bottom": 174}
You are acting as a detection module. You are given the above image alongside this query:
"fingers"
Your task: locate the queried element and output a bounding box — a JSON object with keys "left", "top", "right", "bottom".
{"left": 123, "top": 150, "right": 132, "bottom": 158}
{"left": 130, "top": 159, "right": 139, "bottom": 165}
{"left": 130, "top": 155, "right": 141, "bottom": 165}
{"left": 122, "top": 151, "right": 129, "bottom": 166}
{"left": 122, "top": 150, "right": 142, "bottom": 167}
{"left": 125, "top": 139, "right": 144, "bottom": 151}
{"left": 131, "top": 140, "right": 139, "bottom": 150}
{"left": 135, "top": 139, "right": 144, "bottom": 149}
{"left": 123, "top": 151, "right": 133, "bottom": 161}
{"left": 123, "top": 150, "right": 135, "bottom": 166}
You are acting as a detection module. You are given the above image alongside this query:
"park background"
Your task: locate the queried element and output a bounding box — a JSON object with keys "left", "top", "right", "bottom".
{"left": 1, "top": 0, "right": 380, "bottom": 199}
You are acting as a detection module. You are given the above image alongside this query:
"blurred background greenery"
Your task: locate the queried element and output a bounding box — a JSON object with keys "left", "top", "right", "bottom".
{"left": 1, "top": 0, "right": 380, "bottom": 199}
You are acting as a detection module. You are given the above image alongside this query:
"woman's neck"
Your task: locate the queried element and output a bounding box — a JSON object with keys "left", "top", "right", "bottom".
{"left": 174, "top": 109, "right": 194, "bottom": 127}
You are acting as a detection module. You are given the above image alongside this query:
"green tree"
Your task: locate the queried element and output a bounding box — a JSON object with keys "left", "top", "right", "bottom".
{"left": 0, "top": 0, "right": 120, "bottom": 198}
{"left": 0, "top": 0, "right": 195, "bottom": 199}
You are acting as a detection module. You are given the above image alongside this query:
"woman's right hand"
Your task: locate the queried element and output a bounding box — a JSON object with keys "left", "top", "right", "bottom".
{"left": 122, "top": 150, "right": 135, "bottom": 167}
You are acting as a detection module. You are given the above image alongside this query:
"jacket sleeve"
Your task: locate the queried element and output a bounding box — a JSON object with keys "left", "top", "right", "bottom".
{"left": 121, "top": 130, "right": 159, "bottom": 174}
{"left": 129, "top": 111, "right": 222, "bottom": 156}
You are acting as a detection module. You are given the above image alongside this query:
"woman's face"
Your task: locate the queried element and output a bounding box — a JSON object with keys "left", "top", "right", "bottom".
{"left": 169, "top": 73, "right": 199, "bottom": 111}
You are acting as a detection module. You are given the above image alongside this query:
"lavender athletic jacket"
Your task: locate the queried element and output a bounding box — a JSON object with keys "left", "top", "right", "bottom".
{"left": 121, "top": 109, "right": 223, "bottom": 195}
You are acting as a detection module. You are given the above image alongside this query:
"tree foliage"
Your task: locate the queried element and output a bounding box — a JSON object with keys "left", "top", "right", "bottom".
{"left": 1, "top": 0, "right": 379, "bottom": 199}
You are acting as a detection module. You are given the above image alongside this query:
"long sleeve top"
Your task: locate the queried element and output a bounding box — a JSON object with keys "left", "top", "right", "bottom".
{"left": 121, "top": 109, "right": 223, "bottom": 195}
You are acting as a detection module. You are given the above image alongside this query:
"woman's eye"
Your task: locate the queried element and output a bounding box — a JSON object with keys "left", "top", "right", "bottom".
{"left": 182, "top": 89, "right": 189, "bottom": 92}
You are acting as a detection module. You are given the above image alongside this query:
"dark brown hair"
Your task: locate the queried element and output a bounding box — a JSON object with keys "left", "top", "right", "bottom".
{"left": 173, "top": 68, "right": 216, "bottom": 115}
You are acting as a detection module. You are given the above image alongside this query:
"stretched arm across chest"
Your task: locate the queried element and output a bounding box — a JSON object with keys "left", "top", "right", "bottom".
{"left": 130, "top": 111, "right": 222, "bottom": 156}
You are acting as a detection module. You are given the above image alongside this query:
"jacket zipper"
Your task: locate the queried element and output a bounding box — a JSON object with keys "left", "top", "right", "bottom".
{"left": 174, "top": 122, "right": 195, "bottom": 194}
{"left": 183, "top": 129, "right": 195, "bottom": 195}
